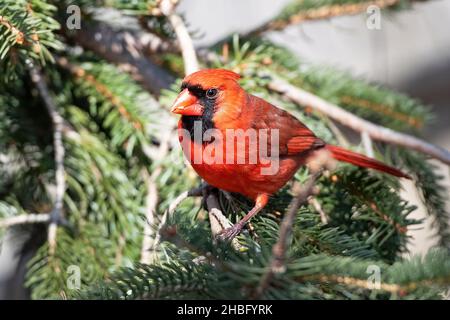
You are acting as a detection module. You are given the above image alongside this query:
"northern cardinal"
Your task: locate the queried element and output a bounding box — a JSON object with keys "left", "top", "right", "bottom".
{"left": 171, "top": 69, "right": 409, "bottom": 240}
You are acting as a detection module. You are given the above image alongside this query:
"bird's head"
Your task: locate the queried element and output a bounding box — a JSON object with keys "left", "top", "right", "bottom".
{"left": 170, "top": 69, "right": 242, "bottom": 118}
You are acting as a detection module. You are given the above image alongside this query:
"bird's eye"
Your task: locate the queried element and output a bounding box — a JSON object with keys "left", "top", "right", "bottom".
{"left": 206, "top": 88, "right": 218, "bottom": 99}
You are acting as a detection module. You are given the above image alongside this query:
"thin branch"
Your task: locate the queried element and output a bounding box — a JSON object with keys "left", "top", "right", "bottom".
{"left": 268, "top": 76, "right": 450, "bottom": 166}
{"left": 205, "top": 193, "right": 244, "bottom": 251}
{"left": 246, "top": 0, "right": 401, "bottom": 37}
{"left": 254, "top": 168, "right": 323, "bottom": 298}
{"left": 160, "top": 0, "right": 199, "bottom": 74}
{"left": 141, "top": 136, "right": 170, "bottom": 264}
{"left": 321, "top": 116, "right": 350, "bottom": 148}
{"left": 0, "top": 15, "right": 25, "bottom": 44}
{"left": 142, "top": 183, "right": 207, "bottom": 263}
{"left": 140, "top": 167, "right": 162, "bottom": 264}
{"left": 28, "top": 61, "right": 66, "bottom": 255}
{"left": 164, "top": 182, "right": 211, "bottom": 219}
{"left": 309, "top": 198, "right": 328, "bottom": 224}
{"left": 0, "top": 213, "right": 50, "bottom": 228}
{"left": 296, "top": 274, "right": 450, "bottom": 295}
{"left": 167, "top": 190, "right": 190, "bottom": 216}
{"left": 361, "top": 131, "right": 375, "bottom": 158}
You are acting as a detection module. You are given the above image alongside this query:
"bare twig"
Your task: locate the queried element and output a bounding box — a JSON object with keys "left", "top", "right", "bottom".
{"left": 28, "top": 61, "right": 66, "bottom": 255}
{"left": 142, "top": 182, "right": 207, "bottom": 263}
{"left": 0, "top": 213, "right": 50, "bottom": 229}
{"left": 361, "top": 131, "right": 375, "bottom": 158}
{"left": 140, "top": 168, "right": 162, "bottom": 264}
{"left": 160, "top": 0, "right": 199, "bottom": 74}
{"left": 254, "top": 169, "right": 323, "bottom": 298}
{"left": 309, "top": 198, "right": 328, "bottom": 224}
{"left": 167, "top": 183, "right": 209, "bottom": 218}
{"left": 268, "top": 77, "right": 450, "bottom": 165}
{"left": 140, "top": 135, "right": 170, "bottom": 264}
{"left": 167, "top": 190, "right": 189, "bottom": 216}
{"left": 322, "top": 116, "right": 350, "bottom": 148}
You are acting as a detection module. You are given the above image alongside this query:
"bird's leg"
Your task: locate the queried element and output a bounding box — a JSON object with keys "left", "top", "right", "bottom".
{"left": 217, "top": 194, "right": 268, "bottom": 241}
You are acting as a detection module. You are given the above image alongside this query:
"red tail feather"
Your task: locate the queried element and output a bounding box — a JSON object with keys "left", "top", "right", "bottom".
{"left": 326, "top": 145, "right": 410, "bottom": 179}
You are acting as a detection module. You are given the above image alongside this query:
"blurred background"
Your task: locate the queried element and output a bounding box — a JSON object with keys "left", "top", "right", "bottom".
{"left": 1, "top": 0, "right": 449, "bottom": 299}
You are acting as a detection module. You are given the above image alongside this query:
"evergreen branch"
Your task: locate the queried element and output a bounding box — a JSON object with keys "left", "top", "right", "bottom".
{"left": 0, "top": 1, "right": 61, "bottom": 82}
{"left": 0, "top": 213, "right": 50, "bottom": 228}
{"left": 298, "top": 273, "right": 449, "bottom": 294}
{"left": 57, "top": 57, "right": 145, "bottom": 131}
{"left": 255, "top": 166, "right": 324, "bottom": 298}
{"left": 246, "top": 0, "right": 402, "bottom": 37}
{"left": 0, "top": 14, "right": 25, "bottom": 45}
{"left": 288, "top": 249, "right": 450, "bottom": 297}
{"left": 268, "top": 76, "right": 450, "bottom": 165}
{"left": 140, "top": 168, "right": 161, "bottom": 264}
{"left": 340, "top": 95, "right": 424, "bottom": 129}
{"left": 142, "top": 182, "right": 209, "bottom": 264}
{"left": 77, "top": 260, "right": 215, "bottom": 300}
{"left": 159, "top": 0, "right": 199, "bottom": 74}
{"left": 393, "top": 149, "right": 450, "bottom": 248}
{"left": 140, "top": 137, "right": 169, "bottom": 264}
{"left": 27, "top": 60, "right": 66, "bottom": 256}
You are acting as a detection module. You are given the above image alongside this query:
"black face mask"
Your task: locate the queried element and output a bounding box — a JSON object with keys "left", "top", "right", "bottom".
{"left": 180, "top": 83, "right": 217, "bottom": 142}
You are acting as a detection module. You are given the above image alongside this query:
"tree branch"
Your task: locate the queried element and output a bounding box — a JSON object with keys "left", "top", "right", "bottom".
{"left": 245, "top": 0, "right": 401, "bottom": 37}
{"left": 143, "top": 183, "right": 207, "bottom": 262}
{"left": 140, "top": 167, "right": 162, "bottom": 265}
{"left": 0, "top": 213, "right": 50, "bottom": 229}
{"left": 160, "top": 0, "right": 199, "bottom": 74}
{"left": 27, "top": 61, "right": 66, "bottom": 255}
{"left": 361, "top": 131, "right": 375, "bottom": 158}
{"left": 268, "top": 76, "right": 450, "bottom": 165}
{"left": 254, "top": 168, "right": 323, "bottom": 298}
{"left": 140, "top": 134, "right": 172, "bottom": 264}
{"left": 206, "top": 193, "right": 244, "bottom": 251}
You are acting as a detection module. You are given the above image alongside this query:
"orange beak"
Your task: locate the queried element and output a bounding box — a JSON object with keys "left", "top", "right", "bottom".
{"left": 170, "top": 89, "right": 204, "bottom": 116}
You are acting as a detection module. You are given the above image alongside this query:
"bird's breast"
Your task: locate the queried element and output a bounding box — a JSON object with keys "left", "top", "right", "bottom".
{"left": 177, "top": 121, "right": 304, "bottom": 200}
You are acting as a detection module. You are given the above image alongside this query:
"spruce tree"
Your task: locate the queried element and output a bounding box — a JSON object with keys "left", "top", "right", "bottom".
{"left": 1, "top": 0, "right": 450, "bottom": 300}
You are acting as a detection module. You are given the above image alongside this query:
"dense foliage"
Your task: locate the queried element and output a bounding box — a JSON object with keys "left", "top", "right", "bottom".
{"left": 0, "top": 0, "right": 449, "bottom": 300}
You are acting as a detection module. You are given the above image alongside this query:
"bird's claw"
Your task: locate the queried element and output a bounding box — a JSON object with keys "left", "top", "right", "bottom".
{"left": 217, "top": 223, "right": 243, "bottom": 242}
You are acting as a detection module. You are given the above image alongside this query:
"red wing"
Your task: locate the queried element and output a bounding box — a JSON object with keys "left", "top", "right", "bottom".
{"left": 248, "top": 94, "right": 324, "bottom": 156}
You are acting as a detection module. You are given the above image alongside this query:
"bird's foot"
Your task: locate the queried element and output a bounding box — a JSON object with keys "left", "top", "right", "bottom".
{"left": 217, "top": 223, "right": 244, "bottom": 242}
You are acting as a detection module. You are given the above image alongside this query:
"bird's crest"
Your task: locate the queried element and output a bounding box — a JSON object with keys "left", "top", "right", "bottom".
{"left": 182, "top": 69, "right": 241, "bottom": 88}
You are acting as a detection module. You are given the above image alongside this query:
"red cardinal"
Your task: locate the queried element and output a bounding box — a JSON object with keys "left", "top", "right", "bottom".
{"left": 171, "top": 69, "right": 409, "bottom": 240}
